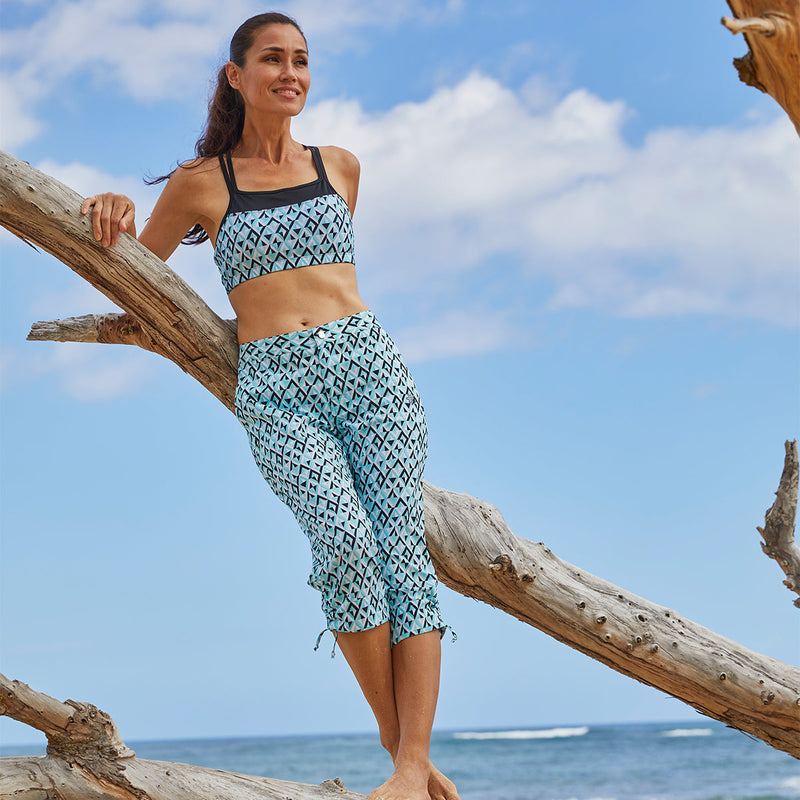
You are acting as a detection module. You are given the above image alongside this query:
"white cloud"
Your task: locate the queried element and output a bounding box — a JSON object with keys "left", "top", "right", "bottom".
{"left": 2, "top": 341, "right": 155, "bottom": 401}
{"left": 5, "top": 57, "right": 798, "bottom": 397}
{"left": 394, "top": 309, "right": 518, "bottom": 363}
{"left": 294, "top": 72, "right": 800, "bottom": 326}
{"left": 0, "top": 0, "right": 463, "bottom": 149}
{"left": 0, "top": 75, "right": 43, "bottom": 150}
{"left": 34, "top": 159, "right": 154, "bottom": 206}
{"left": 2, "top": 1, "right": 241, "bottom": 104}
{"left": 49, "top": 342, "right": 156, "bottom": 401}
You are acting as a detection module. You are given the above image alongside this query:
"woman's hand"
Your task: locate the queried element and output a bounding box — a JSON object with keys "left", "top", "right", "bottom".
{"left": 80, "top": 192, "right": 136, "bottom": 247}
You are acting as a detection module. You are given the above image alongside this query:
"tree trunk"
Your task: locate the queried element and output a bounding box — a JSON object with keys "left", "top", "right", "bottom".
{"left": 1, "top": 147, "right": 798, "bottom": 791}
{"left": 722, "top": 0, "right": 800, "bottom": 135}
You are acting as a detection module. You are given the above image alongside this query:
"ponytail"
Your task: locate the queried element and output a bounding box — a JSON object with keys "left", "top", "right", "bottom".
{"left": 196, "top": 67, "right": 246, "bottom": 159}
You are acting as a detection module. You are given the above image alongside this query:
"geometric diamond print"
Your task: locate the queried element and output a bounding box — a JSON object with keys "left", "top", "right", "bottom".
{"left": 235, "top": 311, "right": 445, "bottom": 648}
{"left": 215, "top": 193, "right": 355, "bottom": 294}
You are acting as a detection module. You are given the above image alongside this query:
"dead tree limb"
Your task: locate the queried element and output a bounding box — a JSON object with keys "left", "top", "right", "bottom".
{"left": 723, "top": 0, "right": 800, "bottom": 135}
{"left": 0, "top": 674, "right": 364, "bottom": 800}
{"left": 27, "top": 312, "right": 238, "bottom": 352}
{"left": 1, "top": 147, "right": 799, "bottom": 776}
{"left": 758, "top": 440, "right": 800, "bottom": 607}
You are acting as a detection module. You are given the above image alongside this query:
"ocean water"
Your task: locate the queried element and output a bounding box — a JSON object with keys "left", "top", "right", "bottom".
{"left": 2, "top": 721, "right": 798, "bottom": 799}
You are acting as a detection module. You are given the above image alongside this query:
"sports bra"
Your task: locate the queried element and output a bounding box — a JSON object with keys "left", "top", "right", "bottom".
{"left": 213, "top": 146, "right": 355, "bottom": 294}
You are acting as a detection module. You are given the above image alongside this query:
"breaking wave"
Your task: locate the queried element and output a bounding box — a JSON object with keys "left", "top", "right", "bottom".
{"left": 454, "top": 726, "right": 589, "bottom": 741}
{"left": 662, "top": 728, "right": 714, "bottom": 738}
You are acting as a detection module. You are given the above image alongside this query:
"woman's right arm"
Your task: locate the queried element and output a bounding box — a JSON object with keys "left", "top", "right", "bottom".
{"left": 80, "top": 160, "right": 216, "bottom": 261}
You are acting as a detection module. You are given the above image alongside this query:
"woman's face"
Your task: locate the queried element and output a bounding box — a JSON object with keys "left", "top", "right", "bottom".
{"left": 228, "top": 23, "right": 310, "bottom": 117}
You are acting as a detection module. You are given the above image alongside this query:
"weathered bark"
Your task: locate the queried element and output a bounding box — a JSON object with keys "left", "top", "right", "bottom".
{"left": 722, "top": 0, "right": 800, "bottom": 135}
{"left": 1, "top": 142, "right": 799, "bottom": 790}
{"left": 27, "top": 311, "right": 239, "bottom": 352}
{"left": 758, "top": 440, "right": 800, "bottom": 606}
{"left": 0, "top": 674, "right": 363, "bottom": 800}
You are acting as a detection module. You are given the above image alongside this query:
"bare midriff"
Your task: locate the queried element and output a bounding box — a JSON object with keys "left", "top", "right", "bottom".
{"left": 228, "top": 261, "right": 369, "bottom": 344}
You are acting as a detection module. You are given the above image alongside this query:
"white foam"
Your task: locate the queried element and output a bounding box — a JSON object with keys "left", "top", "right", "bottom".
{"left": 556, "top": 797, "right": 617, "bottom": 800}
{"left": 662, "top": 728, "right": 713, "bottom": 738}
{"left": 454, "top": 726, "right": 589, "bottom": 741}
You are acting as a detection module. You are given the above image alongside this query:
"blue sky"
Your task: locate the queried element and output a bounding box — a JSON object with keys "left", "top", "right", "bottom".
{"left": 1, "top": 0, "right": 798, "bottom": 750}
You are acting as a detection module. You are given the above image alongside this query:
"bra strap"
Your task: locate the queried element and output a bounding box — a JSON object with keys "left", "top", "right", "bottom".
{"left": 307, "top": 145, "right": 331, "bottom": 186}
{"left": 218, "top": 152, "right": 238, "bottom": 195}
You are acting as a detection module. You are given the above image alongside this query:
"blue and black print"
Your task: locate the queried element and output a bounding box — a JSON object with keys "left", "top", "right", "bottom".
{"left": 235, "top": 311, "right": 445, "bottom": 647}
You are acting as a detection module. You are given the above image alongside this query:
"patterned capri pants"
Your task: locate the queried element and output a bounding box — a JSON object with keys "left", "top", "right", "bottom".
{"left": 235, "top": 310, "right": 445, "bottom": 648}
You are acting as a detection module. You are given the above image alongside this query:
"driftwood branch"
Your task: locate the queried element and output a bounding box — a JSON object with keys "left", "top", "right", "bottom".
{"left": 1, "top": 143, "right": 799, "bottom": 792}
{"left": 0, "top": 673, "right": 364, "bottom": 800}
{"left": 723, "top": 1, "right": 800, "bottom": 134}
{"left": 423, "top": 483, "right": 800, "bottom": 756}
{"left": 758, "top": 440, "right": 800, "bottom": 607}
{"left": 27, "top": 311, "right": 239, "bottom": 351}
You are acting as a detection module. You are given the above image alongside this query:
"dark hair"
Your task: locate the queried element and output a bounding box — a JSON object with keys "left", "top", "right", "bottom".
{"left": 148, "top": 12, "right": 307, "bottom": 245}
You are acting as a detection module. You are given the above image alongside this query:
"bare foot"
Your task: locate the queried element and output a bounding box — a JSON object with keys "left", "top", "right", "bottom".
{"left": 428, "top": 762, "right": 460, "bottom": 800}
{"left": 367, "top": 762, "right": 429, "bottom": 800}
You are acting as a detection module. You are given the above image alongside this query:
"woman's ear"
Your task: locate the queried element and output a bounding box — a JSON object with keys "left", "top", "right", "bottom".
{"left": 225, "top": 61, "right": 240, "bottom": 91}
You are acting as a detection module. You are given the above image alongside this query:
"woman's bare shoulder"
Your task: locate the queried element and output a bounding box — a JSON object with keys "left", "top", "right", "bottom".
{"left": 318, "top": 145, "right": 360, "bottom": 177}
{"left": 169, "top": 156, "right": 223, "bottom": 188}
{"left": 157, "top": 157, "right": 227, "bottom": 214}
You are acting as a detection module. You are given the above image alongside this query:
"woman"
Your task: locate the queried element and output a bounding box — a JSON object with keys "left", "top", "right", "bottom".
{"left": 81, "top": 13, "right": 458, "bottom": 800}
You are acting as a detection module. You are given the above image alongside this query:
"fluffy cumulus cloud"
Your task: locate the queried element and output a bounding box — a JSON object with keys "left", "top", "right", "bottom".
{"left": 3, "top": 0, "right": 797, "bottom": 386}
{"left": 8, "top": 70, "right": 799, "bottom": 389}
{"left": 0, "top": 0, "right": 247, "bottom": 118}
{"left": 0, "top": 0, "right": 463, "bottom": 150}
{"left": 295, "top": 73, "right": 800, "bottom": 327}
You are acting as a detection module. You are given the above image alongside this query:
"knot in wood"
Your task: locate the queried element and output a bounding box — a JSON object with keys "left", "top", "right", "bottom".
{"left": 47, "top": 700, "right": 135, "bottom": 762}
{"left": 595, "top": 615, "right": 607, "bottom": 625}
{"left": 489, "top": 554, "right": 518, "bottom": 579}
{"left": 760, "top": 690, "right": 775, "bottom": 705}
{"left": 320, "top": 777, "right": 348, "bottom": 792}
